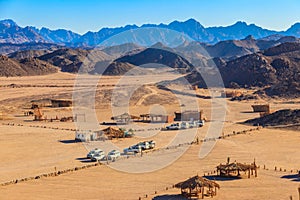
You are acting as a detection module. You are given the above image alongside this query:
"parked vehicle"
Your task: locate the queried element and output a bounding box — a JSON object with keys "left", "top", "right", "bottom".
{"left": 91, "top": 151, "right": 106, "bottom": 161}
{"left": 137, "top": 141, "right": 150, "bottom": 150}
{"left": 148, "top": 140, "right": 156, "bottom": 149}
{"left": 188, "top": 121, "right": 197, "bottom": 128}
{"left": 180, "top": 121, "right": 190, "bottom": 129}
{"left": 107, "top": 150, "right": 121, "bottom": 160}
{"left": 166, "top": 123, "right": 180, "bottom": 130}
{"left": 197, "top": 120, "right": 205, "bottom": 127}
{"left": 123, "top": 145, "right": 141, "bottom": 154}
{"left": 87, "top": 148, "right": 103, "bottom": 159}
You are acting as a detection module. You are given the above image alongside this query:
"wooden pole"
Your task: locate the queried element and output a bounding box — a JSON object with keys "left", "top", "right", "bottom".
{"left": 298, "top": 185, "right": 300, "bottom": 200}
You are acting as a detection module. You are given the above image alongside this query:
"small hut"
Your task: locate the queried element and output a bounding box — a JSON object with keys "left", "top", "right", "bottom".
{"left": 175, "top": 175, "right": 220, "bottom": 199}
{"left": 51, "top": 99, "right": 72, "bottom": 107}
{"left": 140, "top": 114, "right": 174, "bottom": 123}
{"left": 174, "top": 110, "right": 203, "bottom": 121}
{"left": 75, "top": 130, "right": 104, "bottom": 142}
{"left": 251, "top": 104, "right": 270, "bottom": 113}
{"left": 216, "top": 160, "right": 257, "bottom": 178}
{"left": 33, "top": 107, "right": 44, "bottom": 121}
{"left": 221, "top": 90, "right": 242, "bottom": 98}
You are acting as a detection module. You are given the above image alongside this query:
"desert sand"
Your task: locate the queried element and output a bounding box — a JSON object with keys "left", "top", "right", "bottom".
{"left": 0, "top": 72, "right": 300, "bottom": 200}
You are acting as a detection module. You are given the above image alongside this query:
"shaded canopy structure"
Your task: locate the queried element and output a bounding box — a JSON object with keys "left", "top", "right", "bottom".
{"left": 216, "top": 160, "right": 257, "bottom": 178}
{"left": 111, "top": 112, "right": 140, "bottom": 124}
{"left": 175, "top": 175, "right": 220, "bottom": 199}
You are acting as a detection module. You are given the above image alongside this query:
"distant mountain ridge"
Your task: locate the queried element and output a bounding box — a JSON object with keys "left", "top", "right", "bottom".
{"left": 0, "top": 19, "right": 300, "bottom": 46}
{"left": 0, "top": 55, "right": 57, "bottom": 76}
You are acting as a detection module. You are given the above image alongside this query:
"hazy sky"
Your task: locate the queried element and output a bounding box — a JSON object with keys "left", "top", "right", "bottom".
{"left": 1, "top": 0, "right": 300, "bottom": 34}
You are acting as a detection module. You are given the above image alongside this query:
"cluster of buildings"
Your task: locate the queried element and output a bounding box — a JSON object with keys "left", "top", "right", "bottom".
{"left": 110, "top": 110, "right": 204, "bottom": 124}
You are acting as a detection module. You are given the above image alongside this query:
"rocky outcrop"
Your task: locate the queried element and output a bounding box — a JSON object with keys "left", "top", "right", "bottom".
{"left": 0, "top": 55, "right": 57, "bottom": 76}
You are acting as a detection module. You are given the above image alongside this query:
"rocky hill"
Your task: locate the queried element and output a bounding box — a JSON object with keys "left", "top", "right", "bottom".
{"left": 221, "top": 41, "right": 300, "bottom": 87}
{"left": 245, "top": 109, "right": 300, "bottom": 127}
{"left": 106, "top": 62, "right": 135, "bottom": 75}
{"left": 101, "top": 43, "right": 144, "bottom": 57}
{"left": 263, "top": 42, "right": 300, "bottom": 56}
{"left": 8, "top": 49, "right": 50, "bottom": 59}
{"left": 0, "top": 55, "right": 57, "bottom": 76}
{"left": 115, "top": 47, "right": 194, "bottom": 73}
{"left": 101, "top": 61, "right": 151, "bottom": 75}
{"left": 0, "top": 42, "right": 62, "bottom": 55}
{"left": 38, "top": 48, "right": 111, "bottom": 73}
{"left": 174, "top": 35, "right": 300, "bottom": 62}
{"left": 167, "top": 41, "right": 300, "bottom": 98}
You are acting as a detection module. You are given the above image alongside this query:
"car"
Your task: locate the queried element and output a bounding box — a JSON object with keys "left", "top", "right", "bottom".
{"left": 107, "top": 150, "right": 121, "bottom": 160}
{"left": 188, "top": 121, "right": 197, "bottom": 128}
{"left": 137, "top": 141, "right": 150, "bottom": 150}
{"left": 197, "top": 120, "right": 205, "bottom": 127}
{"left": 87, "top": 148, "right": 103, "bottom": 159}
{"left": 166, "top": 123, "right": 180, "bottom": 130}
{"left": 148, "top": 140, "right": 156, "bottom": 149}
{"left": 180, "top": 121, "right": 190, "bottom": 129}
{"left": 91, "top": 151, "right": 106, "bottom": 161}
{"left": 123, "top": 145, "right": 141, "bottom": 154}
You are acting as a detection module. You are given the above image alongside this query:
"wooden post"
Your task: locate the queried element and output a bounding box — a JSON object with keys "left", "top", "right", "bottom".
{"left": 248, "top": 169, "right": 250, "bottom": 178}
{"left": 298, "top": 185, "right": 300, "bottom": 200}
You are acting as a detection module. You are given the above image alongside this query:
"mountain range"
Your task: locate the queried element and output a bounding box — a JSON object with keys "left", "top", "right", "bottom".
{"left": 1, "top": 19, "right": 300, "bottom": 47}
{"left": 1, "top": 18, "right": 300, "bottom": 97}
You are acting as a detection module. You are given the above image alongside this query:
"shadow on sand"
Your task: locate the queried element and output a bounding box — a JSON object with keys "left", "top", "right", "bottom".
{"left": 240, "top": 111, "right": 255, "bottom": 114}
{"left": 76, "top": 157, "right": 93, "bottom": 163}
{"left": 59, "top": 140, "right": 78, "bottom": 144}
{"left": 281, "top": 174, "right": 300, "bottom": 182}
{"left": 204, "top": 175, "right": 241, "bottom": 181}
{"left": 158, "top": 86, "right": 211, "bottom": 100}
{"left": 100, "top": 122, "right": 117, "bottom": 125}
{"left": 153, "top": 194, "right": 187, "bottom": 200}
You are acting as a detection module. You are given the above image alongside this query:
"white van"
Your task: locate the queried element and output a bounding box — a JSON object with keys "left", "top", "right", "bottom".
{"left": 87, "top": 148, "right": 103, "bottom": 159}
{"left": 181, "top": 122, "right": 190, "bottom": 129}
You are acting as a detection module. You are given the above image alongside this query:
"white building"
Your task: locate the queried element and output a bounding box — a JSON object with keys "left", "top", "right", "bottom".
{"left": 75, "top": 130, "right": 104, "bottom": 142}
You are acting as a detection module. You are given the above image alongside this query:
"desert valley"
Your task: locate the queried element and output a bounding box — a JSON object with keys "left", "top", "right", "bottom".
{"left": 0, "top": 17, "right": 300, "bottom": 200}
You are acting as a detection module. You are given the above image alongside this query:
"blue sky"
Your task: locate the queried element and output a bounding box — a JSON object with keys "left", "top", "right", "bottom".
{"left": 0, "top": 0, "right": 300, "bottom": 34}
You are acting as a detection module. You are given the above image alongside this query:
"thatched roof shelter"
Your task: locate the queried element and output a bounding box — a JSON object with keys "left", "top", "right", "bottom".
{"left": 216, "top": 160, "right": 257, "bottom": 178}
{"left": 175, "top": 175, "right": 220, "bottom": 199}
{"left": 102, "top": 127, "right": 125, "bottom": 139}
{"left": 111, "top": 112, "right": 140, "bottom": 124}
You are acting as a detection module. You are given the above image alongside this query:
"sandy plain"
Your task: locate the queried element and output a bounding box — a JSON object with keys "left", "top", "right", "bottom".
{"left": 0, "top": 72, "right": 300, "bottom": 200}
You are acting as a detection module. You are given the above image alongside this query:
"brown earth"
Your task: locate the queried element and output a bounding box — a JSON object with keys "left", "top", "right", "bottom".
{"left": 0, "top": 55, "right": 58, "bottom": 76}
{"left": 0, "top": 72, "right": 300, "bottom": 199}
